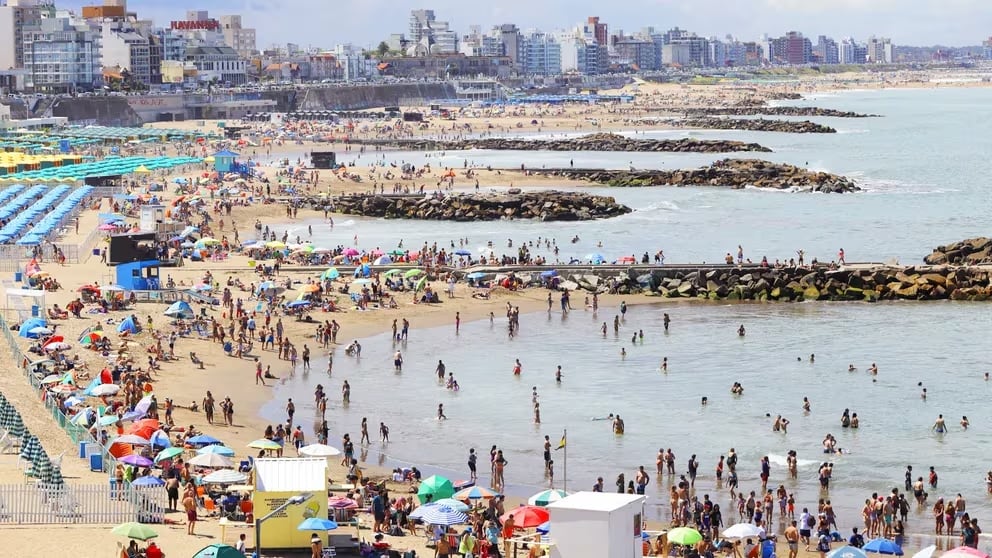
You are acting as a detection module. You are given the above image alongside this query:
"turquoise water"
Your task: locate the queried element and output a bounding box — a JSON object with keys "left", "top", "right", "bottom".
{"left": 260, "top": 87, "right": 992, "bottom": 537}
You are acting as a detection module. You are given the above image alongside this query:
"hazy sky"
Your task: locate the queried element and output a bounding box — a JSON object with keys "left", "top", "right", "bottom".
{"left": 69, "top": 0, "right": 990, "bottom": 48}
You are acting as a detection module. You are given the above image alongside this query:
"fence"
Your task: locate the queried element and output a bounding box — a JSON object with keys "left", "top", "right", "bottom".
{"left": 0, "top": 244, "right": 84, "bottom": 273}
{"left": 0, "top": 483, "right": 167, "bottom": 525}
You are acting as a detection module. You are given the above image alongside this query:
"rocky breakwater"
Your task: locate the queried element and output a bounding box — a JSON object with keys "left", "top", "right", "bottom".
{"left": 924, "top": 237, "right": 992, "bottom": 265}
{"left": 353, "top": 133, "right": 772, "bottom": 153}
{"left": 639, "top": 265, "right": 992, "bottom": 301}
{"left": 331, "top": 191, "right": 631, "bottom": 222}
{"left": 533, "top": 159, "right": 861, "bottom": 193}
{"left": 683, "top": 107, "right": 877, "bottom": 118}
{"left": 673, "top": 117, "right": 837, "bottom": 134}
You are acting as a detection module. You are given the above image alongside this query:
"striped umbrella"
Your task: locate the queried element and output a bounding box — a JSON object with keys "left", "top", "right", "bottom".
{"left": 29, "top": 453, "right": 53, "bottom": 481}
{"left": 46, "top": 464, "right": 65, "bottom": 486}
{"left": 19, "top": 434, "right": 40, "bottom": 462}
{"left": 0, "top": 401, "right": 12, "bottom": 428}
{"left": 6, "top": 412, "right": 26, "bottom": 438}
{"left": 413, "top": 504, "right": 468, "bottom": 526}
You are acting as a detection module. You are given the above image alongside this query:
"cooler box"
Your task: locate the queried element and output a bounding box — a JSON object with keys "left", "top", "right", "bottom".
{"left": 89, "top": 453, "right": 103, "bottom": 472}
{"left": 14, "top": 271, "right": 21, "bottom": 282}
{"left": 31, "top": 305, "right": 39, "bottom": 317}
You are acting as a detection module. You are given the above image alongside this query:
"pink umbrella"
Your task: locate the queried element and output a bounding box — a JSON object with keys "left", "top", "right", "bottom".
{"left": 943, "top": 548, "right": 989, "bottom": 558}
{"left": 343, "top": 248, "right": 359, "bottom": 257}
{"left": 98, "top": 223, "right": 117, "bottom": 231}
{"left": 328, "top": 496, "right": 358, "bottom": 509}
{"left": 370, "top": 249, "right": 383, "bottom": 257}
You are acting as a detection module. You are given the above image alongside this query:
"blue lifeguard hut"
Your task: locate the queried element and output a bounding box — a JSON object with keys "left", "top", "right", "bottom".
{"left": 213, "top": 149, "right": 239, "bottom": 173}
{"left": 116, "top": 260, "right": 161, "bottom": 291}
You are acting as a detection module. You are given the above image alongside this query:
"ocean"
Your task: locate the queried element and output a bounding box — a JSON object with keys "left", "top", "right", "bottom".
{"left": 259, "top": 87, "right": 992, "bottom": 538}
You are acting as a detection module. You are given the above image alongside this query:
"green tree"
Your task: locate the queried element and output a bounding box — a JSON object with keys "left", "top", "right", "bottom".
{"left": 376, "top": 41, "right": 390, "bottom": 57}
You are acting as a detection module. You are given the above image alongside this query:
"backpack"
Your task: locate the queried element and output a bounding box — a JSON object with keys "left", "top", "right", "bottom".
{"left": 806, "top": 515, "right": 816, "bottom": 528}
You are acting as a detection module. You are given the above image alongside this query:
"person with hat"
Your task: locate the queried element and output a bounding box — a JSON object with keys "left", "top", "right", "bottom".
{"left": 460, "top": 527, "right": 478, "bottom": 558}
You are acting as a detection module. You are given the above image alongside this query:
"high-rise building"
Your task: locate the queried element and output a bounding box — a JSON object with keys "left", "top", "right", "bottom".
{"left": 22, "top": 13, "right": 100, "bottom": 92}
{"left": 0, "top": 0, "right": 43, "bottom": 70}
{"left": 586, "top": 16, "right": 607, "bottom": 47}
{"left": 405, "top": 9, "right": 457, "bottom": 54}
{"left": 983, "top": 37, "right": 992, "bottom": 60}
{"left": 839, "top": 38, "right": 867, "bottom": 64}
{"left": 521, "top": 31, "right": 561, "bottom": 75}
{"left": 101, "top": 21, "right": 151, "bottom": 84}
{"left": 867, "top": 36, "right": 893, "bottom": 63}
{"left": 218, "top": 14, "right": 256, "bottom": 59}
{"left": 408, "top": 9, "right": 435, "bottom": 44}
{"left": 496, "top": 24, "right": 521, "bottom": 69}
{"left": 614, "top": 38, "right": 658, "bottom": 71}
{"left": 557, "top": 31, "right": 599, "bottom": 75}
{"left": 815, "top": 36, "right": 839, "bottom": 64}
{"left": 770, "top": 31, "right": 812, "bottom": 65}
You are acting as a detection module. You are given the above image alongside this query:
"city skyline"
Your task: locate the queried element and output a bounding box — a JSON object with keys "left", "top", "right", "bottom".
{"left": 59, "top": 0, "right": 992, "bottom": 48}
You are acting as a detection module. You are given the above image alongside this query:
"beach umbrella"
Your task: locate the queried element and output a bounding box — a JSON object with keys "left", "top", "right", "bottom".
{"left": 154, "top": 447, "right": 184, "bottom": 463}
{"left": 536, "top": 521, "right": 551, "bottom": 534}
{"left": 342, "top": 248, "right": 359, "bottom": 257}
{"left": 115, "top": 434, "right": 152, "bottom": 446}
{"left": 466, "top": 272, "right": 485, "bottom": 280}
{"left": 388, "top": 249, "right": 405, "bottom": 256}
{"left": 299, "top": 443, "right": 341, "bottom": 457}
{"left": 201, "top": 469, "right": 247, "bottom": 484}
{"left": 417, "top": 475, "right": 455, "bottom": 503}
{"left": 910, "top": 546, "right": 936, "bottom": 558}
{"left": 188, "top": 453, "right": 233, "bottom": 468}
{"left": 186, "top": 434, "right": 222, "bottom": 446}
{"left": 722, "top": 523, "right": 764, "bottom": 539}
{"left": 404, "top": 269, "right": 425, "bottom": 278}
{"left": 297, "top": 517, "right": 339, "bottom": 531}
{"left": 131, "top": 476, "right": 165, "bottom": 487}
{"left": 500, "top": 505, "right": 549, "bottom": 529}
{"left": 667, "top": 527, "right": 703, "bottom": 546}
{"left": 29, "top": 453, "right": 53, "bottom": 481}
{"left": 320, "top": 267, "right": 340, "bottom": 280}
{"left": 454, "top": 486, "right": 498, "bottom": 502}
{"left": 265, "top": 241, "right": 286, "bottom": 249}
{"left": 40, "top": 373, "right": 63, "bottom": 384}
{"left": 6, "top": 412, "right": 25, "bottom": 438}
{"left": 119, "top": 454, "right": 153, "bottom": 468}
{"left": 433, "top": 498, "right": 470, "bottom": 512}
{"left": 829, "top": 547, "right": 870, "bottom": 558}
{"left": 19, "top": 434, "right": 41, "bottom": 463}
{"left": 942, "top": 548, "right": 989, "bottom": 558}
{"left": 415, "top": 504, "right": 468, "bottom": 526}
{"left": 247, "top": 438, "right": 281, "bottom": 451}
{"left": 415, "top": 276, "right": 428, "bottom": 292}
{"left": 454, "top": 249, "right": 472, "bottom": 256}
{"left": 197, "top": 445, "right": 235, "bottom": 456}
{"left": 98, "top": 414, "right": 122, "bottom": 427}
{"left": 351, "top": 278, "right": 371, "bottom": 286}
{"left": 383, "top": 269, "right": 402, "bottom": 277}
{"left": 328, "top": 496, "right": 358, "bottom": 509}
{"left": 90, "top": 384, "right": 120, "bottom": 397}
{"left": 29, "top": 326, "right": 52, "bottom": 335}
{"left": 588, "top": 253, "right": 605, "bottom": 264}
{"left": 300, "top": 283, "right": 321, "bottom": 293}
{"left": 148, "top": 430, "right": 171, "bottom": 448}
{"left": 864, "top": 538, "right": 904, "bottom": 555}
{"left": 191, "top": 544, "right": 245, "bottom": 558}
{"left": 527, "top": 489, "right": 569, "bottom": 507}
{"left": 46, "top": 464, "right": 65, "bottom": 486}
{"left": 111, "top": 522, "right": 158, "bottom": 541}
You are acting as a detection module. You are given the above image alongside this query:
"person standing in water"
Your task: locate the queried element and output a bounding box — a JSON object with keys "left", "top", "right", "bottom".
{"left": 437, "top": 404, "right": 447, "bottom": 420}
{"left": 932, "top": 414, "right": 946, "bottom": 433}
{"left": 663, "top": 313, "right": 670, "bottom": 332}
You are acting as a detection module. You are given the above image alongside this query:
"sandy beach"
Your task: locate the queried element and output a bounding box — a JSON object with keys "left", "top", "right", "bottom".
{"left": 1, "top": 71, "right": 987, "bottom": 558}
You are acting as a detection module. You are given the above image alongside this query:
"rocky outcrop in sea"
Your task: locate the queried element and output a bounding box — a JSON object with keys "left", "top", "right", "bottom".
{"left": 327, "top": 191, "right": 631, "bottom": 221}
{"left": 924, "top": 237, "right": 992, "bottom": 265}
{"left": 672, "top": 117, "right": 837, "bottom": 134}
{"left": 681, "top": 107, "right": 877, "bottom": 118}
{"left": 350, "top": 133, "right": 772, "bottom": 153}
{"left": 533, "top": 159, "right": 860, "bottom": 193}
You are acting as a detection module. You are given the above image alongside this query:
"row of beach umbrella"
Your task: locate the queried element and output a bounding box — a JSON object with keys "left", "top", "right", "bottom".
{"left": 15, "top": 185, "right": 95, "bottom": 246}
{"left": 0, "top": 156, "right": 202, "bottom": 182}
{"left": 0, "top": 393, "right": 64, "bottom": 486}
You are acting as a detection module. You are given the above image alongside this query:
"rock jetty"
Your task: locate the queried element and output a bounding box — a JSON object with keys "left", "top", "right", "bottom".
{"left": 533, "top": 159, "right": 861, "bottom": 193}
{"left": 682, "top": 107, "right": 877, "bottom": 118}
{"left": 672, "top": 117, "right": 837, "bottom": 134}
{"left": 329, "top": 191, "right": 631, "bottom": 222}
{"left": 351, "top": 133, "right": 772, "bottom": 153}
{"left": 466, "top": 265, "right": 992, "bottom": 301}
{"left": 924, "top": 237, "right": 992, "bottom": 265}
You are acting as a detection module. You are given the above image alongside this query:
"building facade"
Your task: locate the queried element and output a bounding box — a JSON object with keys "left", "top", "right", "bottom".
{"left": 23, "top": 15, "right": 100, "bottom": 92}
{"left": 0, "top": 0, "right": 44, "bottom": 70}
{"left": 867, "top": 36, "right": 893, "bottom": 63}
{"left": 185, "top": 45, "right": 247, "bottom": 85}
{"left": 521, "top": 31, "right": 561, "bottom": 75}
{"left": 984, "top": 37, "right": 992, "bottom": 60}
{"left": 839, "top": 38, "right": 867, "bottom": 64}
{"left": 219, "top": 14, "right": 256, "bottom": 59}
{"left": 101, "top": 23, "right": 151, "bottom": 84}
{"left": 771, "top": 31, "right": 812, "bottom": 65}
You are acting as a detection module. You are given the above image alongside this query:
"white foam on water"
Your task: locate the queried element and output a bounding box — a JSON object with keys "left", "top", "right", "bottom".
{"left": 767, "top": 453, "right": 820, "bottom": 469}
{"left": 836, "top": 129, "right": 870, "bottom": 135}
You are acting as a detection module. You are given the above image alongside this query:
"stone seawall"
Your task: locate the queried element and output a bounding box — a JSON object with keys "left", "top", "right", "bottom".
{"left": 925, "top": 237, "right": 992, "bottom": 265}
{"left": 460, "top": 264, "right": 992, "bottom": 301}
{"left": 51, "top": 97, "right": 143, "bottom": 126}
{"left": 326, "top": 191, "right": 631, "bottom": 221}
{"left": 682, "top": 107, "right": 878, "bottom": 118}
{"left": 352, "top": 132, "right": 772, "bottom": 153}
{"left": 667, "top": 117, "right": 837, "bottom": 133}
{"left": 532, "top": 159, "right": 860, "bottom": 193}
{"left": 297, "top": 83, "right": 458, "bottom": 111}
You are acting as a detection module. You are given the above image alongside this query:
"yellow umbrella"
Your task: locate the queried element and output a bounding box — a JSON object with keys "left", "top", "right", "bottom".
{"left": 265, "top": 241, "right": 286, "bottom": 249}
{"left": 133, "top": 165, "right": 151, "bottom": 174}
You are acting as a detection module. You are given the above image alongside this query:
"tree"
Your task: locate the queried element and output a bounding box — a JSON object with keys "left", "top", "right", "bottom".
{"left": 376, "top": 41, "right": 390, "bottom": 57}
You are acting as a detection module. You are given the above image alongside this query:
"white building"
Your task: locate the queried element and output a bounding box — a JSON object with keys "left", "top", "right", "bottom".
{"left": 867, "top": 36, "right": 893, "bottom": 63}
{"left": 185, "top": 45, "right": 247, "bottom": 85}
{"left": 521, "top": 31, "right": 561, "bottom": 75}
{"left": 840, "top": 38, "right": 867, "bottom": 64}
{"left": 101, "top": 22, "right": 151, "bottom": 84}
{"left": 547, "top": 492, "right": 646, "bottom": 558}
{"left": 218, "top": 14, "right": 255, "bottom": 59}
{"left": 0, "top": 0, "right": 43, "bottom": 70}
{"left": 23, "top": 15, "right": 101, "bottom": 92}
{"left": 333, "top": 43, "right": 378, "bottom": 81}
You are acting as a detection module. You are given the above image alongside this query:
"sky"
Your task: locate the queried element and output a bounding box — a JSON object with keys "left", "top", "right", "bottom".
{"left": 65, "top": 0, "right": 991, "bottom": 48}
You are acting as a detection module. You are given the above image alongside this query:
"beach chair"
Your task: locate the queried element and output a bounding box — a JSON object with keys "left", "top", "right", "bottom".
{"left": 0, "top": 432, "right": 12, "bottom": 454}
{"left": 51, "top": 451, "right": 64, "bottom": 470}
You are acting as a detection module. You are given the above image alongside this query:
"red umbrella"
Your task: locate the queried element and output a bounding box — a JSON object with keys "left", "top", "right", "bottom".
{"left": 128, "top": 419, "right": 160, "bottom": 439}
{"left": 42, "top": 335, "right": 65, "bottom": 347}
{"left": 500, "top": 505, "right": 550, "bottom": 528}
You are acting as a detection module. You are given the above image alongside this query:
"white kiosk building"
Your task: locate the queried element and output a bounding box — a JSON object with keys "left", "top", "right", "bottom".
{"left": 547, "top": 492, "right": 646, "bottom": 558}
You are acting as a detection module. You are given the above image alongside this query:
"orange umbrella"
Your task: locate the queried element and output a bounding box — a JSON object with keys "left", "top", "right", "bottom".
{"left": 108, "top": 441, "right": 134, "bottom": 459}
{"left": 128, "top": 419, "right": 159, "bottom": 439}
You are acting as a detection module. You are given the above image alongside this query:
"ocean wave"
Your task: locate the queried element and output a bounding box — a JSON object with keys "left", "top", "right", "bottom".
{"left": 639, "top": 201, "right": 681, "bottom": 212}
{"left": 846, "top": 174, "right": 957, "bottom": 195}
{"left": 767, "top": 453, "right": 820, "bottom": 468}
{"left": 836, "top": 129, "right": 870, "bottom": 135}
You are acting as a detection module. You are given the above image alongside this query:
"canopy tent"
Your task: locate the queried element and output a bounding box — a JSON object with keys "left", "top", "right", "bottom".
{"left": 8, "top": 289, "right": 46, "bottom": 324}
{"left": 117, "top": 316, "right": 139, "bottom": 334}
{"left": 163, "top": 300, "right": 194, "bottom": 319}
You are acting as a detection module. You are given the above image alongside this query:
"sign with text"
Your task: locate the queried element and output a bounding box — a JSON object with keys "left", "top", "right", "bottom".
{"left": 171, "top": 19, "right": 220, "bottom": 31}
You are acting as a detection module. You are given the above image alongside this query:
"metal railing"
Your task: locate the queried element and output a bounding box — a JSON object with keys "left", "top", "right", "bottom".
{"left": 0, "top": 483, "right": 167, "bottom": 525}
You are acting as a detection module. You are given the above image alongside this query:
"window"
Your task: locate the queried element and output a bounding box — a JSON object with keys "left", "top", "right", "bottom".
{"left": 634, "top": 513, "right": 641, "bottom": 537}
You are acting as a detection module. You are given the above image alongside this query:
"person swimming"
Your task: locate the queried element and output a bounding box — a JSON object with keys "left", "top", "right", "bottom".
{"left": 738, "top": 324, "right": 746, "bottom": 336}
{"left": 592, "top": 413, "right": 616, "bottom": 421}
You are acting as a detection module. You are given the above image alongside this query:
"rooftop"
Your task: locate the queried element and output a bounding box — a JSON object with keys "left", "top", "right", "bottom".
{"left": 546, "top": 491, "right": 645, "bottom": 513}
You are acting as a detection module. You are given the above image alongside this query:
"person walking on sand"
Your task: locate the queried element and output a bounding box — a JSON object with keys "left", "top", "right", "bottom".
{"left": 183, "top": 490, "right": 197, "bottom": 535}
{"left": 255, "top": 358, "right": 265, "bottom": 386}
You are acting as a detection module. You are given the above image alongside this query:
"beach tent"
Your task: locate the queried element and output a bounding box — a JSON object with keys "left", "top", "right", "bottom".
{"left": 19, "top": 317, "right": 47, "bottom": 338}
{"left": 117, "top": 316, "right": 139, "bottom": 334}
{"left": 163, "top": 301, "right": 194, "bottom": 319}
{"left": 373, "top": 256, "right": 392, "bottom": 266}
{"left": 353, "top": 264, "right": 370, "bottom": 278}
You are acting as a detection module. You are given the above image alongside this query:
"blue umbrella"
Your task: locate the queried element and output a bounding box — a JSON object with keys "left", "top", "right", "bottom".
{"left": 286, "top": 300, "right": 311, "bottom": 308}
{"left": 540, "top": 270, "right": 558, "bottom": 278}
{"left": 466, "top": 272, "right": 485, "bottom": 280}
{"left": 588, "top": 253, "right": 605, "bottom": 264}
{"left": 411, "top": 504, "right": 467, "bottom": 526}
{"left": 186, "top": 434, "right": 222, "bottom": 446}
{"left": 297, "top": 517, "right": 338, "bottom": 531}
{"left": 863, "top": 539, "right": 904, "bottom": 556}
{"left": 197, "top": 445, "right": 235, "bottom": 456}
{"left": 829, "top": 547, "right": 870, "bottom": 558}
{"left": 454, "top": 249, "right": 471, "bottom": 256}
{"left": 536, "top": 521, "right": 551, "bottom": 534}
{"left": 131, "top": 476, "right": 165, "bottom": 487}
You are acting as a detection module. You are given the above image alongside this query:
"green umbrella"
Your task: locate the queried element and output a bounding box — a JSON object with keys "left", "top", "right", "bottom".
{"left": 154, "top": 447, "right": 184, "bottom": 463}
{"left": 383, "top": 269, "right": 402, "bottom": 277}
{"left": 46, "top": 464, "right": 65, "bottom": 487}
{"left": 7, "top": 413, "right": 25, "bottom": 438}
{"left": 29, "top": 454, "right": 52, "bottom": 481}
{"left": 19, "top": 434, "right": 41, "bottom": 463}
{"left": 404, "top": 269, "right": 425, "bottom": 279}
{"left": 192, "top": 543, "right": 244, "bottom": 558}
{"left": 417, "top": 474, "right": 454, "bottom": 504}
{"left": 667, "top": 527, "right": 703, "bottom": 546}
{"left": 415, "top": 276, "right": 428, "bottom": 292}
{"left": 388, "top": 249, "right": 406, "bottom": 256}
{"left": 111, "top": 522, "right": 159, "bottom": 541}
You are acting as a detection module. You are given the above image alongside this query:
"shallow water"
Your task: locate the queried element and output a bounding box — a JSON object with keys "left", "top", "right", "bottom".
{"left": 256, "top": 87, "right": 992, "bottom": 539}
